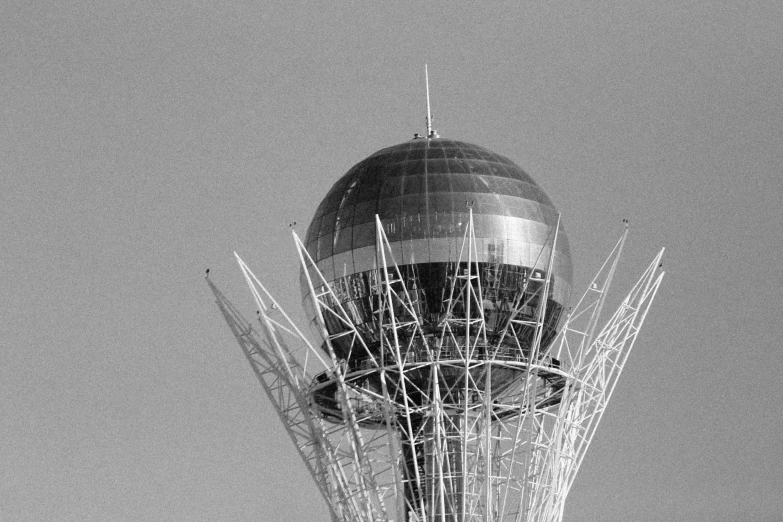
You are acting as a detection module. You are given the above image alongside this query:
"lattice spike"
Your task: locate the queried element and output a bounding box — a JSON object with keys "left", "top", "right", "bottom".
{"left": 211, "top": 219, "right": 664, "bottom": 522}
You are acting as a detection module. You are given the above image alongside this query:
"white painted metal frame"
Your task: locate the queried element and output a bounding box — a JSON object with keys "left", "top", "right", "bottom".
{"left": 209, "top": 214, "right": 664, "bottom": 522}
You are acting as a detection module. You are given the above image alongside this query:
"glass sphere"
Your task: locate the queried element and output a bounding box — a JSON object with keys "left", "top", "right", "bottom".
{"left": 301, "top": 138, "right": 572, "bottom": 364}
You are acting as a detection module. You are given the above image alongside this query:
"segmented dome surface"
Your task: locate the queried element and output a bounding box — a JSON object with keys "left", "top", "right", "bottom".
{"left": 304, "top": 138, "right": 572, "bottom": 295}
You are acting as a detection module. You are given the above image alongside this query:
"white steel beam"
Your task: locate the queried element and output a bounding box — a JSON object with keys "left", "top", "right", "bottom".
{"left": 210, "top": 219, "right": 664, "bottom": 522}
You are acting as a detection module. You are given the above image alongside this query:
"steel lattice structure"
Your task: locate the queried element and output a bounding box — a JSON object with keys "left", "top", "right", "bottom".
{"left": 209, "top": 212, "right": 664, "bottom": 522}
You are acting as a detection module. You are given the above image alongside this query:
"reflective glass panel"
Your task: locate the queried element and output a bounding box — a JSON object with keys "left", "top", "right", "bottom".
{"left": 319, "top": 210, "right": 337, "bottom": 237}
{"left": 404, "top": 159, "right": 426, "bottom": 176}
{"left": 426, "top": 158, "right": 449, "bottom": 174}
{"left": 352, "top": 221, "right": 375, "bottom": 249}
{"left": 428, "top": 174, "right": 452, "bottom": 193}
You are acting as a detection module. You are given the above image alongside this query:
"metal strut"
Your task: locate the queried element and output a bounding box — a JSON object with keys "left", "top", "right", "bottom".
{"left": 210, "top": 219, "right": 664, "bottom": 522}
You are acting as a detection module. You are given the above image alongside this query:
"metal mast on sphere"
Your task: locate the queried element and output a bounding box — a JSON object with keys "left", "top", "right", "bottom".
{"left": 208, "top": 209, "right": 664, "bottom": 521}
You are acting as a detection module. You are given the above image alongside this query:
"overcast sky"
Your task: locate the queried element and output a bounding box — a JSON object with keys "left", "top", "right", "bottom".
{"left": 2, "top": 1, "right": 782, "bottom": 521}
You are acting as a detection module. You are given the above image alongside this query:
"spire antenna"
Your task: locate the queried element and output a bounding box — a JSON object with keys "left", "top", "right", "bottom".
{"left": 425, "top": 64, "right": 437, "bottom": 138}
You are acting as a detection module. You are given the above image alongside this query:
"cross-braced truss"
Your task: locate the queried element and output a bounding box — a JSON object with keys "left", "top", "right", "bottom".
{"left": 209, "top": 214, "right": 664, "bottom": 522}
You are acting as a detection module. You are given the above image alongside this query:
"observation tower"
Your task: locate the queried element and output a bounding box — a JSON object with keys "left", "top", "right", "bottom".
{"left": 208, "top": 87, "right": 664, "bottom": 521}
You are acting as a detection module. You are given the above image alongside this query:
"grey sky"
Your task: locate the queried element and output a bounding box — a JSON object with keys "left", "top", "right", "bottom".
{"left": 2, "top": 1, "right": 782, "bottom": 521}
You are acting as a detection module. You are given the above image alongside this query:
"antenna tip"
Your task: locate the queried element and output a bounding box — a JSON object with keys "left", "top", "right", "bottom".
{"left": 424, "top": 64, "right": 433, "bottom": 137}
